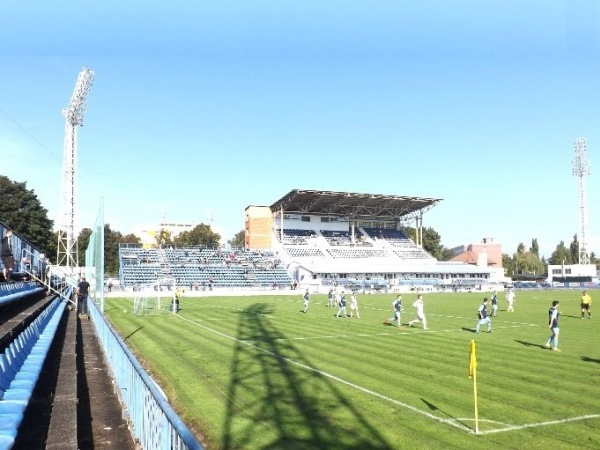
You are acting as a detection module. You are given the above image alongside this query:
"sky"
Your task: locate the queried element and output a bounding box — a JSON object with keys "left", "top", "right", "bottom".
{"left": 1, "top": 1, "right": 600, "bottom": 258}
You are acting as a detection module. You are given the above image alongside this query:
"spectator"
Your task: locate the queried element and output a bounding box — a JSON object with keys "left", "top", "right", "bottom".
{"left": 77, "top": 276, "right": 90, "bottom": 314}
{"left": 38, "top": 253, "right": 47, "bottom": 285}
{"left": 1, "top": 229, "right": 14, "bottom": 281}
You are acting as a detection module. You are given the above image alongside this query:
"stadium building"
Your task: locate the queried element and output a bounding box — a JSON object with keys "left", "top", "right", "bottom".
{"left": 118, "top": 189, "right": 505, "bottom": 292}
{"left": 245, "top": 189, "right": 505, "bottom": 292}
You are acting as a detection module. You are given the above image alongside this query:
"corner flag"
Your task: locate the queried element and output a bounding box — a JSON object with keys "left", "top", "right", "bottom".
{"left": 468, "top": 340, "right": 477, "bottom": 379}
{"left": 468, "top": 339, "right": 480, "bottom": 433}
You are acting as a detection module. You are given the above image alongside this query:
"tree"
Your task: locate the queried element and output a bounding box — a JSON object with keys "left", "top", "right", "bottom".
{"left": 405, "top": 226, "right": 450, "bottom": 260}
{"left": 548, "top": 241, "right": 572, "bottom": 266}
{"left": 228, "top": 230, "right": 245, "bottom": 249}
{"left": 513, "top": 250, "right": 545, "bottom": 275}
{"left": 104, "top": 225, "right": 123, "bottom": 276}
{"left": 77, "top": 225, "right": 141, "bottom": 275}
{"left": 173, "top": 224, "right": 220, "bottom": 247}
{"left": 531, "top": 238, "right": 539, "bottom": 257}
{"left": 502, "top": 253, "right": 515, "bottom": 276}
{"left": 0, "top": 175, "right": 54, "bottom": 252}
{"left": 155, "top": 228, "right": 172, "bottom": 248}
{"left": 76, "top": 228, "right": 93, "bottom": 268}
{"left": 569, "top": 234, "right": 579, "bottom": 264}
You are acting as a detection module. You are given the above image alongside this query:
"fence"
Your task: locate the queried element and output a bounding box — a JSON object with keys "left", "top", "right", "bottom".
{"left": 89, "top": 298, "right": 204, "bottom": 450}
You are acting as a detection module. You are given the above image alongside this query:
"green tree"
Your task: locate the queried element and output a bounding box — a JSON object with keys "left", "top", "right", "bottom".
{"left": 77, "top": 225, "right": 141, "bottom": 275}
{"left": 531, "top": 238, "right": 539, "bottom": 257}
{"left": 104, "top": 225, "right": 123, "bottom": 276}
{"left": 155, "top": 228, "right": 172, "bottom": 248}
{"left": 438, "top": 247, "right": 455, "bottom": 261}
{"left": 548, "top": 241, "right": 572, "bottom": 266}
{"left": 173, "top": 224, "right": 220, "bottom": 247}
{"left": 76, "top": 228, "right": 92, "bottom": 268}
{"left": 569, "top": 234, "right": 579, "bottom": 264}
{"left": 405, "top": 226, "right": 449, "bottom": 260}
{"left": 502, "top": 253, "right": 515, "bottom": 276}
{"left": 0, "top": 175, "right": 54, "bottom": 251}
{"left": 228, "top": 230, "right": 245, "bottom": 249}
{"left": 513, "top": 251, "right": 544, "bottom": 275}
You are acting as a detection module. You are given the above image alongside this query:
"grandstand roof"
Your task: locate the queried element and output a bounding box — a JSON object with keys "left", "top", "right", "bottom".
{"left": 270, "top": 189, "right": 442, "bottom": 219}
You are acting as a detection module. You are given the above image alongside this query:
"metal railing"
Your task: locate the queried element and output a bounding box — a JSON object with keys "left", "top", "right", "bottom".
{"left": 88, "top": 298, "right": 204, "bottom": 450}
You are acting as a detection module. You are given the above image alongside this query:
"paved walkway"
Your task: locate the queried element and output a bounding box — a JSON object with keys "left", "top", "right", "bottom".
{"left": 77, "top": 315, "right": 136, "bottom": 450}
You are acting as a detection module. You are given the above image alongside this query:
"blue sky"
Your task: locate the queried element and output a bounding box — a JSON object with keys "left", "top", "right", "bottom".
{"left": 1, "top": 1, "right": 599, "bottom": 258}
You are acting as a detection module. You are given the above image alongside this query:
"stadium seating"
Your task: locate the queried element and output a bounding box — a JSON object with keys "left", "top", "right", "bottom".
{"left": 274, "top": 229, "right": 317, "bottom": 245}
{"left": 0, "top": 283, "right": 45, "bottom": 306}
{"left": 119, "top": 247, "right": 292, "bottom": 288}
{"left": 0, "top": 292, "right": 70, "bottom": 449}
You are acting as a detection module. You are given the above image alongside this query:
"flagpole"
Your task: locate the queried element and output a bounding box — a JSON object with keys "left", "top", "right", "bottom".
{"left": 473, "top": 361, "right": 479, "bottom": 434}
{"left": 468, "top": 339, "right": 479, "bottom": 434}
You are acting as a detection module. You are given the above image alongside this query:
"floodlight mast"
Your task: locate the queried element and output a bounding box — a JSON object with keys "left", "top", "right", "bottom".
{"left": 56, "top": 68, "right": 94, "bottom": 269}
{"left": 572, "top": 138, "right": 591, "bottom": 265}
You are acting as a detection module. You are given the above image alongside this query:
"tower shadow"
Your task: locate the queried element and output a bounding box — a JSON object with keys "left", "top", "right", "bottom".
{"left": 222, "top": 303, "right": 393, "bottom": 449}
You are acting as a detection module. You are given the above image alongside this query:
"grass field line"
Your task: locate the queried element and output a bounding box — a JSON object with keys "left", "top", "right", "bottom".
{"left": 475, "top": 414, "right": 600, "bottom": 435}
{"left": 174, "top": 313, "right": 478, "bottom": 433}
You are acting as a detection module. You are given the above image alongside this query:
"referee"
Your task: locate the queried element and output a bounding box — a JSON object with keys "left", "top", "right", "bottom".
{"left": 581, "top": 291, "right": 592, "bottom": 319}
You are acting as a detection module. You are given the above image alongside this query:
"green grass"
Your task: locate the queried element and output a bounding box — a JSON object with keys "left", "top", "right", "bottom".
{"left": 105, "top": 290, "right": 599, "bottom": 449}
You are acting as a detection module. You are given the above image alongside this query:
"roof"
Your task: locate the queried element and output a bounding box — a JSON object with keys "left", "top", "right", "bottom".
{"left": 269, "top": 189, "right": 442, "bottom": 219}
{"left": 450, "top": 250, "right": 497, "bottom": 266}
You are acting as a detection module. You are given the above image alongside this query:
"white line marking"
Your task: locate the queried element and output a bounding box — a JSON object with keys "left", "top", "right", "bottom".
{"left": 174, "top": 314, "right": 470, "bottom": 432}
{"left": 477, "top": 414, "right": 600, "bottom": 435}
{"left": 174, "top": 314, "right": 598, "bottom": 435}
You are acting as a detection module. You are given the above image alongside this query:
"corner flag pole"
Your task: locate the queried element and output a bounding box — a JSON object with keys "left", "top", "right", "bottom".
{"left": 468, "top": 339, "right": 479, "bottom": 433}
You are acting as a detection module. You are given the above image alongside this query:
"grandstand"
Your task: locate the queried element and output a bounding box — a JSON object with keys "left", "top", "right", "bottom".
{"left": 119, "top": 245, "right": 293, "bottom": 290}
{"left": 246, "top": 189, "right": 505, "bottom": 291}
{"left": 119, "top": 189, "right": 505, "bottom": 293}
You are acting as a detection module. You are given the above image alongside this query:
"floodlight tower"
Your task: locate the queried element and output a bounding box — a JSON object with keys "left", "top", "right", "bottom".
{"left": 56, "top": 68, "right": 94, "bottom": 269}
{"left": 572, "top": 137, "right": 591, "bottom": 265}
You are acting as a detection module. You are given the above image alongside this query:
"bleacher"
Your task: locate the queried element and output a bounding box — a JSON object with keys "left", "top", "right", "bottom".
{"left": 0, "top": 283, "right": 73, "bottom": 449}
{"left": 274, "top": 229, "right": 317, "bottom": 245}
{"left": 320, "top": 229, "right": 371, "bottom": 247}
{"left": 119, "top": 246, "right": 292, "bottom": 289}
{"left": 363, "top": 227, "right": 413, "bottom": 245}
{"left": 285, "top": 248, "right": 325, "bottom": 258}
{"left": 326, "top": 248, "right": 388, "bottom": 259}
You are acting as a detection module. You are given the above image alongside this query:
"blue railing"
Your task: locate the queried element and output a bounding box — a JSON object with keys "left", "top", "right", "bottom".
{"left": 88, "top": 299, "right": 204, "bottom": 450}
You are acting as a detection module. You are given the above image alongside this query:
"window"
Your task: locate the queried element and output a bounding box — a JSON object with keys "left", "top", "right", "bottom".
{"left": 301, "top": 216, "right": 311, "bottom": 222}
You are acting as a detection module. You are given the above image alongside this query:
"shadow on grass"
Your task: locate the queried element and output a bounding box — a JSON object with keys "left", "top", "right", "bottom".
{"left": 222, "top": 303, "right": 393, "bottom": 450}
{"left": 581, "top": 356, "right": 600, "bottom": 364}
{"left": 124, "top": 326, "right": 144, "bottom": 341}
{"left": 420, "top": 398, "right": 470, "bottom": 429}
{"left": 461, "top": 327, "right": 477, "bottom": 333}
{"left": 515, "top": 340, "right": 547, "bottom": 349}
{"left": 561, "top": 314, "right": 581, "bottom": 319}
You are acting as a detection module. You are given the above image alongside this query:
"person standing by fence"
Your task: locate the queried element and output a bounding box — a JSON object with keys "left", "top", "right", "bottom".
{"left": 77, "top": 276, "right": 90, "bottom": 315}
{"left": 1, "top": 229, "right": 14, "bottom": 282}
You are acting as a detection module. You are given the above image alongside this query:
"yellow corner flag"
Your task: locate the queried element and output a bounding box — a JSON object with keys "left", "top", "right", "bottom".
{"left": 468, "top": 339, "right": 477, "bottom": 379}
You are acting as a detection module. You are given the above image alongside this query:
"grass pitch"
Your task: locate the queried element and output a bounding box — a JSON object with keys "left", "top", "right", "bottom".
{"left": 105, "top": 290, "right": 599, "bottom": 449}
